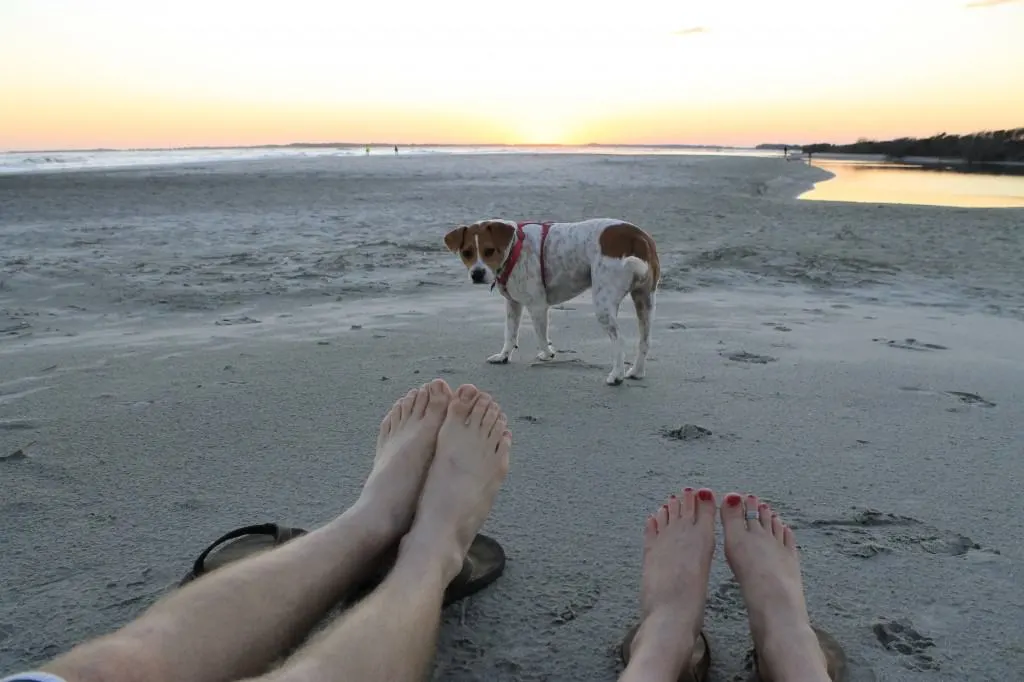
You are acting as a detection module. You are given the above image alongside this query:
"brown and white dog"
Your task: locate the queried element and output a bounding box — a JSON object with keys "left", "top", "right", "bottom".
{"left": 443, "top": 218, "right": 660, "bottom": 385}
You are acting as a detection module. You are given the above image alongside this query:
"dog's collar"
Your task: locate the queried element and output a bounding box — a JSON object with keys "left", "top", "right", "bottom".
{"left": 492, "top": 221, "right": 553, "bottom": 291}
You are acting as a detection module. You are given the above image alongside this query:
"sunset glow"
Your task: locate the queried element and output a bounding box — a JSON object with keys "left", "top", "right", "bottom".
{"left": 1, "top": 0, "right": 1022, "bottom": 150}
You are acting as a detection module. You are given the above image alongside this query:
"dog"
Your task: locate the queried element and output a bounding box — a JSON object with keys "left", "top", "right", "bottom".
{"left": 443, "top": 218, "right": 660, "bottom": 385}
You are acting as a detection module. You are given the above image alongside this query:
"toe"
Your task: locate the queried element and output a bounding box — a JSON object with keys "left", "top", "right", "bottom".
{"left": 720, "top": 492, "right": 746, "bottom": 534}
{"left": 412, "top": 384, "right": 431, "bottom": 417}
{"left": 481, "top": 400, "right": 501, "bottom": 436}
{"left": 488, "top": 413, "right": 507, "bottom": 441}
{"left": 426, "top": 378, "right": 452, "bottom": 414}
{"left": 759, "top": 502, "right": 773, "bottom": 531}
{"left": 468, "top": 391, "right": 493, "bottom": 425}
{"left": 771, "top": 512, "right": 784, "bottom": 539}
{"left": 745, "top": 495, "right": 763, "bottom": 531}
{"left": 667, "top": 492, "right": 682, "bottom": 520}
{"left": 695, "top": 487, "right": 716, "bottom": 527}
{"left": 783, "top": 524, "right": 797, "bottom": 550}
{"left": 448, "top": 384, "right": 480, "bottom": 419}
{"left": 495, "top": 430, "right": 511, "bottom": 475}
{"left": 379, "top": 406, "right": 395, "bottom": 438}
{"left": 643, "top": 514, "right": 658, "bottom": 547}
{"left": 679, "top": 487, "right": 696, "bottom": 522}
{"left": 656, "top": 502, "right": 670, "bottom": 529}
{"left": 399, "top": 389, "right": 417, "bottom": 419}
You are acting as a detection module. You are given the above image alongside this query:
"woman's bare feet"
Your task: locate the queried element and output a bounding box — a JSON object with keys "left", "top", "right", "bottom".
{"left": 621, "top": 488, "right": 717, "bottom": 682}
{"left": 721, "top": 493, "right": 830, "bottom": 682}
{"left": 398, "top": 384, "right": 511, "bottom": 583}
{"left": 357, "top": 379, "right": 452, "bottom": 539}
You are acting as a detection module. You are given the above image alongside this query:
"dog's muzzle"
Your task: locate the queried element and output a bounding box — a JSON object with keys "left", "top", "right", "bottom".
{"left": 470, "top": 268, "right": 487, "bottom": 284}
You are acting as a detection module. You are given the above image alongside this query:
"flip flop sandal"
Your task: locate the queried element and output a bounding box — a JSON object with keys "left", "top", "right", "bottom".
{"left": 179, "top": 523, "right": 308, "bottom": 586}
{"left": 179, "top": 523, "right": 507, "bottom": 609}
{"left": 619, "top": 623, "right": 711, "bottom": 682}
{"left": 347, "top": 533, "right": 507, "bottom": 608}
{"left": 747, "top": 625, "right": 848, "bottom": 682}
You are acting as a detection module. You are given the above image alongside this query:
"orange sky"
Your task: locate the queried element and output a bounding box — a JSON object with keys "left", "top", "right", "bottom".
{"left": 1, "top": 0, "right": 1022, "bottom": 150}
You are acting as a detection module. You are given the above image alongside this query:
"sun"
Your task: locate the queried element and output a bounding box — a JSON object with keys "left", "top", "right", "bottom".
{"left": 513, "top": 114, "right": 573, "bottom": 145}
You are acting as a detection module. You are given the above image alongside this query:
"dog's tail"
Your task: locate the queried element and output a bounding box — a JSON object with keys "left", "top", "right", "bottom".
{"left": 622, "top": 256, "right": 650, "bottom": 281}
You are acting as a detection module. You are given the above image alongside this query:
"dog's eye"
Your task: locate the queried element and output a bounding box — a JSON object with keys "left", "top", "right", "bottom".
{"left": 483, "top": 248, "right": 496, "bottom": 258}
{"left": 461, "top": 249, "right": 473, "bottom": 259}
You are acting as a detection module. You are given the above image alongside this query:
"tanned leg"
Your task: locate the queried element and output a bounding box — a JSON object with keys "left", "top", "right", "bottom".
{"left": 37, "top": 380, "right": 453, "bottom": 682}
{"left": 260, "top": 384, "right": 511, "bottom": 682}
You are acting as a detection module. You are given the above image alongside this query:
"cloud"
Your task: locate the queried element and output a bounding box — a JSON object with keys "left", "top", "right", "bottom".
{"left": 672, "top": 26, "right": 708, "bottom": 37}
{"left": 965, "top": 0, "right": 1021, "bottom": 8}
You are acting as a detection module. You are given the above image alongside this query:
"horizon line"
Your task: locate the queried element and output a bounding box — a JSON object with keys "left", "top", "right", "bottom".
{"left": 1, "top": 141, "right": 787, "bottom": 155}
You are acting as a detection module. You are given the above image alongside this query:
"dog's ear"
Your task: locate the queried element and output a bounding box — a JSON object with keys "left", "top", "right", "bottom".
{"left": 485, "top": 221, "right": 515, "bottom": 250}
{"left": 444, "top": 225, "right": 468, "bottom": 253}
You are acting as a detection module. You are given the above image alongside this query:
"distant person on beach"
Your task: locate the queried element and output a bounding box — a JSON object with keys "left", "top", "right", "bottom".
{"left": 2, "top": 379, "right": 841, "bottom": 682}
{"left": 394, "top": 145, "right": 399, "bottom": 155}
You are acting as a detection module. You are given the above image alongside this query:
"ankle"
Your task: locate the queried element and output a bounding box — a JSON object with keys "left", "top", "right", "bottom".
{"left": 758, "top": 624, "right": 829, "bottom": 681}
{"left": 627, "top": 610, "right": 700, "bottom": 681}
{"left": 396, "top": 528, "right": 464, "bottom": 585}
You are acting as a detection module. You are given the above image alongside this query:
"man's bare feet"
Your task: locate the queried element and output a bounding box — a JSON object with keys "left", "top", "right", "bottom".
{"left": 358, "top": 379, "right": 452, "bottom": 539}
{"left": 621, "top": 488, "right": 717, "bottom": 682}
{"left": 721, "top": 493, "right": 830, "bottom": 682}
{"left": 398, "top": 384, "right": 511, "bottom": 582}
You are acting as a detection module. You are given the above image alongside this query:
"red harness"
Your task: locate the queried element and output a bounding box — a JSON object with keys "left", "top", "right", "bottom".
{"left": 494, "top": 221, "right": 553, "bottom": 291}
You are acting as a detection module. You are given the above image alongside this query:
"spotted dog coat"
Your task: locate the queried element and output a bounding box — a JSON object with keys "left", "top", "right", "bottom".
{"left": 443, "top": 218, "right": 660, "bottom": 385}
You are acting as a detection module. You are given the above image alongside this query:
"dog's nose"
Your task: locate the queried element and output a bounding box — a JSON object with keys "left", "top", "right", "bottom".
{"left": 470, "top": 268, "right": 486, "bottom": 283}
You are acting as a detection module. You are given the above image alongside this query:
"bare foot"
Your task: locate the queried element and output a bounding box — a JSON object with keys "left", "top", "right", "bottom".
{"left": 621, "top": 488, "right": 716, "bottom": 682}
{"left": 358, "top": 379, "right": 452, "bottom": 538}
{"left": 399, "top": 384, "right": 511, "bottom": 582}
{"left": 721, "top": 493, "right": 830, "bottom": 682}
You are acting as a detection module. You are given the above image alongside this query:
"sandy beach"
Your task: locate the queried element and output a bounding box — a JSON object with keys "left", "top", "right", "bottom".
{"left": 2, "top": 153, "right": 1023, "bottom": 681}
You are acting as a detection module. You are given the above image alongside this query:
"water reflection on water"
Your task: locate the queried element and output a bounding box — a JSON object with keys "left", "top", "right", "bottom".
{"left": 799, "top": 160, "right": 1024, "bottom": 208}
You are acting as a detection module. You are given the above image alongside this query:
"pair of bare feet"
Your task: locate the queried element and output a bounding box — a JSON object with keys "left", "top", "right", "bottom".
{"left": 358, "top": 378, "right": 511, "bottom": 587}
{"left": 625, "top": 488, "right": 833, "bottom": 682}
{"left": 358, "top": 379, "right": 831, "bottom": 681}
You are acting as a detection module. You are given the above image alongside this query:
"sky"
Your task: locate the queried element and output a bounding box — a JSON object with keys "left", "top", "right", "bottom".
{"left": 1, "top": 0, "right": 1022, "bottom": 150}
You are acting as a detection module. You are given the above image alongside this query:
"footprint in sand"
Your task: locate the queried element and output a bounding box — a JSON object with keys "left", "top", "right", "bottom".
{"left": 899, "top": 386, "right": 997, "bottom": 409}
{"left": 872, "top": 337, "right": 947, "bottom": 351}
{"left": 873, "top": 618, "right": 939, "bottom": 671}
{"left": 806, "top": 509, "right": 989, "bottom": 559}
{"left": 721, "top": 350, "right": 777, "bottom": 364}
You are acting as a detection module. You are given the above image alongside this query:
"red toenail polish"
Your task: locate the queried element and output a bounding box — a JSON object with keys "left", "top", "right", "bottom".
{"left": 669, "top": 494, "right": 677, "bottom": 500}
{"left": 684, "top": 487, "right": 694, "bottom": 493}
{"left": 698, "top": 489, "right": 713, "bottom": 501}
{"left": 726, "top": 494, "right": 742, "bottom": 507}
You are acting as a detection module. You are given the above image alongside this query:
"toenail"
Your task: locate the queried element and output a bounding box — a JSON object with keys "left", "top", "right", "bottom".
{"left": 670, "top": 494, "right": 677, "bottom": 499}
{"left": 698, "top": 489, "right": 713, "bottom": 501}
{"left": 725, "top": 493, "right": 742, "bottom": 507}
{"left": 684, "top": 487, "right": 694, "bottom": 492}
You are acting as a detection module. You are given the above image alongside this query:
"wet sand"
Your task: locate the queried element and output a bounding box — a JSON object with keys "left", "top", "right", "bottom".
{"left": 2, "top": 154, "right": 1022, "bottom": 680}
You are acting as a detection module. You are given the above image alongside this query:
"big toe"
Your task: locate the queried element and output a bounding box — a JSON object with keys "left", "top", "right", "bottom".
{"left": 720, "top": 492, "right": 747, "bottom": 535}
{"left": 448, "top": 384, "right": 481, "bottom": 420}
{"left": 695, "top": 487, "right": 716, "bottom": 528}
{"left": 425, "top": 378, "right": 452, "bottom": 416}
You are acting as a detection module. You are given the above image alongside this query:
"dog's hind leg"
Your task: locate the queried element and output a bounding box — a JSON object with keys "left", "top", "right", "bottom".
{"left": 592, "top": 275, "right": 633, "bottom": 386}
{"left": 625, "top": 288, "right": 654, "bottom": 380}
{"left": 528, "top": 305, "right": 556, "bottom": 361}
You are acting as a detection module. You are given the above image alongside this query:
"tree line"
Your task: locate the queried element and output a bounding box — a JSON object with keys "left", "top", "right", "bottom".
{"left": 803, "top": 128, "right": 1024, "bottom": 164}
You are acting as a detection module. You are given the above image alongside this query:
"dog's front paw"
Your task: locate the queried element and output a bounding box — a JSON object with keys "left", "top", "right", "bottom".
{"left": 605, "top": 371, "right": 625, "bottom": 386}
{"left": 625, "top": 366, "right": 645, "bottom": 380}
{"left": 487, "top": 352, "right": 511, "bottom": 364}
{"left": 535, "top": 349, "right": 555, "bottom": 362}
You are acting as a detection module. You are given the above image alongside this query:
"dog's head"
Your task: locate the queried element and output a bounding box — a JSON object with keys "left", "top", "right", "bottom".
{"left": 443, "top": 220, "right": 516, "bottom": 285}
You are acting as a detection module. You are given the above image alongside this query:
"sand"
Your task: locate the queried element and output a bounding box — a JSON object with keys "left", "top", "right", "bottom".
{"left": 2, "top": 153, "right": 1022, "bottom": 681}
